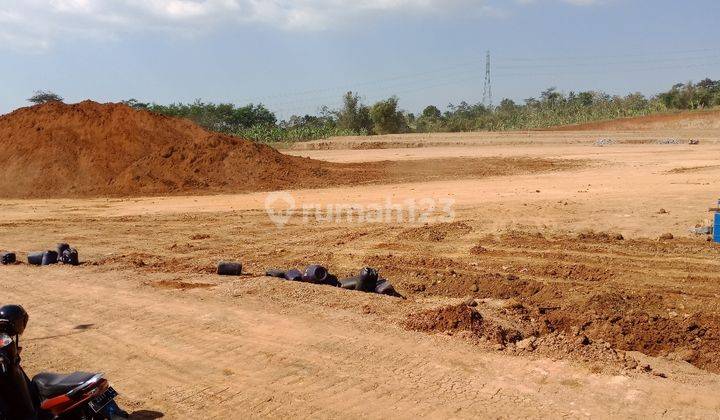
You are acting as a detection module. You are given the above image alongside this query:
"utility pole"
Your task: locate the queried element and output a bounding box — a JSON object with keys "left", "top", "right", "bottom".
{"left": 482, "top": 50, "right": 493, "bottom": 109}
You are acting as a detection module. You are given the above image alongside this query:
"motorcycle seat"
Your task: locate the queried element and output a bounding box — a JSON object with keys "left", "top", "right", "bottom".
{"left": 32, "top": 371, "right": 99, "bottom": 400}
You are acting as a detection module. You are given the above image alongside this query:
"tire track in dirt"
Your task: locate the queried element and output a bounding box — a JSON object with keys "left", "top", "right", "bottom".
{"left": 5, "top": 266, "right": 720, "bottom": 418}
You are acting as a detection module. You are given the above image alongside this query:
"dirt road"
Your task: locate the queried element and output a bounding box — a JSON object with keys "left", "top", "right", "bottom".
{"left": 2, "top": 131, "right": 720, "bottom": 418}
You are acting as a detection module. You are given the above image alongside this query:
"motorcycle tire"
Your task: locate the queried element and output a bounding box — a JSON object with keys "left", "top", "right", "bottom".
{"left": 90, "top": 400, "right": 129, "bottom": 419}
{"left": 217, "top": 262, "right": 242, "bottom": 276}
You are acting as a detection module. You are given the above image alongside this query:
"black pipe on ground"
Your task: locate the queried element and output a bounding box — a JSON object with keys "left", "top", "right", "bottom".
{"left": 57, "top": 243, "right": 70, "bottom": 257}
{"left": 27, "top": 252, "right": 44, "bottom": 265}
{"left": 217, "top": 262, "right": 242, "bottom": 276}
{"left": 265, "top": 269, "right": 286, "bottom": 278}
{"left": 302, "top": 265, "right": 328, "bottom": 284}
{"left": 41, "top": 251, "right": 58, "bottom": 265}
{"left": 284, "top": 269, "right": 303, "bottom": 281}
{"left": 61, "top": 248, "right": 79, "bottom": 266}
{"left": 1, "top": 252, "right": 16, "bottom": 265}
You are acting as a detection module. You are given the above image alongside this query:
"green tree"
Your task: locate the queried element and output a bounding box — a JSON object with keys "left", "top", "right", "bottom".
{"left": 28, "top": 90, "right": 63, "bottom": 104}
{"left": 370, "top": 96, "right": 408, "bottom": 134}
{"left": 624, "top": 92, "right": 649, "bottom": 111}
{"left": 443, "top": 101, "right": 489, "bottom": 131}
{"left": 540, "top": 87, "right": 563, "bottom": 105}
{"left": 336, "top": 92, "right": 372, "bottom": 133}
{"left": 122, "top": 99, "right": 150, "bottom": 109}
{"left": 139, "top": 100, "right": 276, "bottom": 132}
{"left": 497, "top": 99, "right": 517, "bottom": 113}
{"left": 416, "top": 105, "right": 444, "bottom": 132}
{"left": 421, "top": 105, "right": 442, "bottom": 119}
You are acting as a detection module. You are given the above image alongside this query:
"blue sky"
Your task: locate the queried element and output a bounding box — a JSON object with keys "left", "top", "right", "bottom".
{"left": 1, "top": 0, "right": 719, "bottom": 118}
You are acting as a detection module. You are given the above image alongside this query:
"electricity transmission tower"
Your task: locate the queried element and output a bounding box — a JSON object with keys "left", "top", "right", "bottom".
{"left": 482, "top": 50, "right": 493, "bottom": 109}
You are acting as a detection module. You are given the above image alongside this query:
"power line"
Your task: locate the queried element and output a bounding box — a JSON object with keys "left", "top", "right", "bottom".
{"left": 232, "top": 47, "right": 720, "bottom": 113}
{"left": 269, "top": 54, "right": 717, "bottom": 116}
{"left": 494, "top": 53, "right": 720, "bottom": 70}
{"left": 268, "top": 58, "right": 719, "bottom": 117}
{"left": 238, "top": 48, "right": 720, "bottom": 117}
{"left": 496, "top": 47, "right": 720, "bottom": 62}
{"left": 235, "top": 57, "right": 487, "bottom": 104}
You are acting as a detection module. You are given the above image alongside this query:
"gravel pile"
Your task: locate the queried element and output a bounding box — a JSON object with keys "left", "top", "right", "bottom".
{"left": 594, "top": 138, "right": 616, "bottom": 147}
{"left": 655, "top": 138, "right": 682, "bottom": 145}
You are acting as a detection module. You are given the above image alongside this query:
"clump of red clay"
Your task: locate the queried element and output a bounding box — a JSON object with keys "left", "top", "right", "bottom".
{"left": 0, "top": 100, "right": 335, "bottom": 198}
{"left": 404, "top": 304, "right": 523, "bottom": 345}
{"left": 405, "top": 305, "right": 484, "bottom": 333}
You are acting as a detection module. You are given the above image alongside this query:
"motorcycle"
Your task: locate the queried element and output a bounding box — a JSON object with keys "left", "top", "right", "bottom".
{"left": 0, "top": 305, "right": 128, "bottom": 420}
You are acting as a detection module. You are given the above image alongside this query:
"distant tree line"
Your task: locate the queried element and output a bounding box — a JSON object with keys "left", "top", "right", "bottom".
{"left": 127, "top": 78, "right": 720, "bottom": 142}
{"left": 30, "top": 78, "right": 720, "bottom": 143}
{"left": 122, "top": 99, "right": 277, "bottom": 132}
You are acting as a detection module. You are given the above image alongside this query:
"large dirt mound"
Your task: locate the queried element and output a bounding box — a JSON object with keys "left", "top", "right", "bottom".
{"left": 0, "top": 101, "right": 331, "bottom": 198}
{"left": 553, "top": 109, "right": 720, "bottom": 131}
{"left": 0, "top": 101, "right": 582, "bottom": 199}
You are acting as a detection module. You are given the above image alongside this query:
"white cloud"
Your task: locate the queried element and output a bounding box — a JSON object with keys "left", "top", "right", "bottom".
{"left": 0, "top": 0, "right": 603, "bottom": 51}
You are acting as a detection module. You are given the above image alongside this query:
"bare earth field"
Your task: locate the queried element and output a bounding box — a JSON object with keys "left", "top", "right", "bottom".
{"left": 2, "top": 129, "right": 720, "bottom": 418}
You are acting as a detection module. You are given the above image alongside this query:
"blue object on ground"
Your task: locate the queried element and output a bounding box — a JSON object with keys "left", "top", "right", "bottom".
{"left": 714, "top": 213, "right": 720, "bottom": 243}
